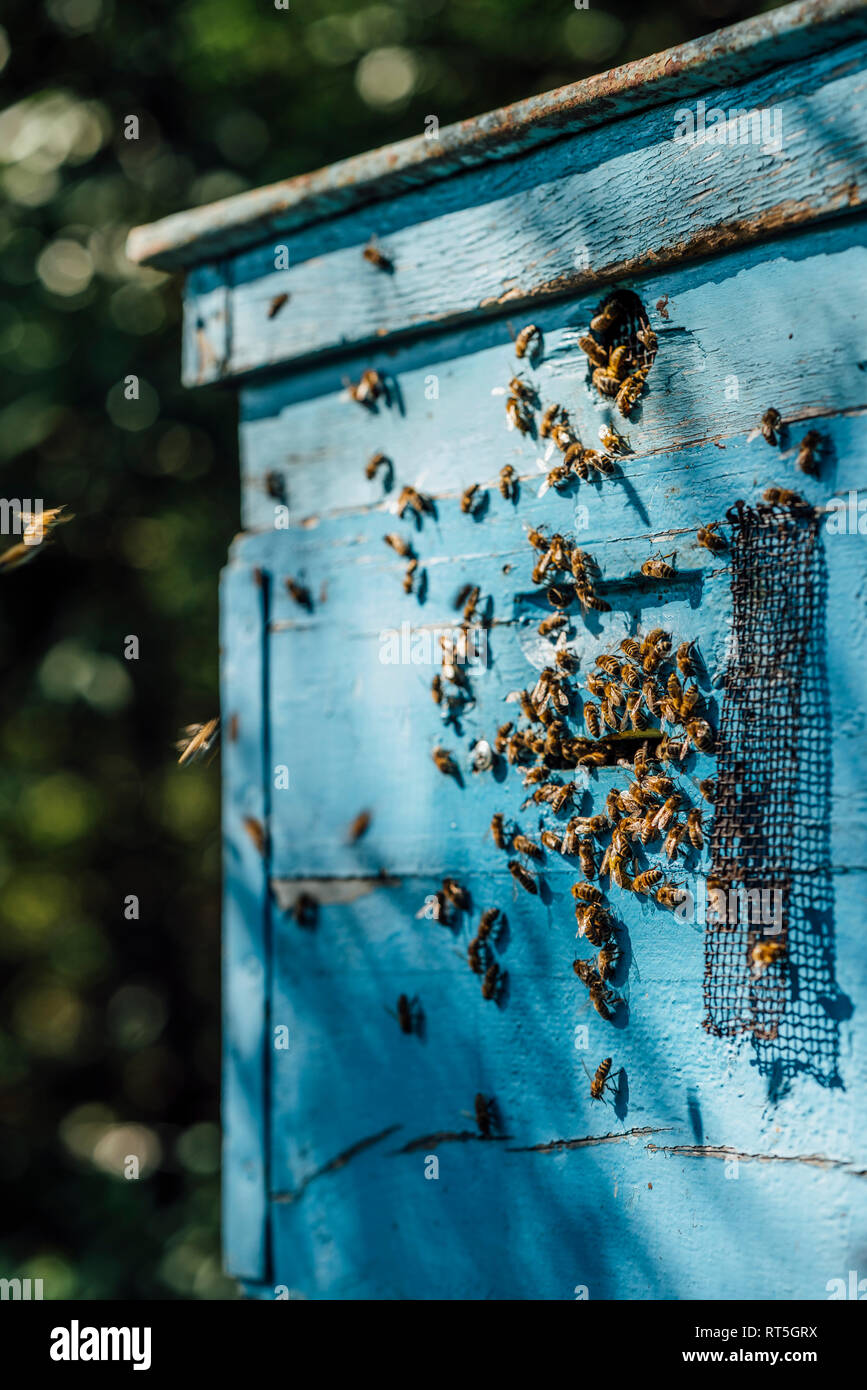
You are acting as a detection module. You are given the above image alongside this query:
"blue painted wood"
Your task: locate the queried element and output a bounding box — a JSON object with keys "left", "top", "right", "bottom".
{"left": 220, "top": 563, "right": 271, "bottom": 1281}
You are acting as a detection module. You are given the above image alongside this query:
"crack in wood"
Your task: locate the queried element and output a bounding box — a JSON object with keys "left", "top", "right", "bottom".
{"left": 272, "top": 1123, "right": 403, "bottom": 1203}
{"left": 645, "top": 1142, "right": 867, "bottom": 1174}
{"left": 509, "top": 1126, "right": 674, "bottom": 1153}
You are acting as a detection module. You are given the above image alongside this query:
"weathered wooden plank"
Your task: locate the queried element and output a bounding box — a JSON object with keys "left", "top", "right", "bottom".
{"left": 220, "top": 562, "right": 271, "bottom": 1281}
{"left": 237, "top": 221, "right": 867, "bottom": 531}
{"left": 180, "top": 41, "right": 867, "bottom": 383}
{"left": 126, "top": 0, "right": 867, "bottom": 274}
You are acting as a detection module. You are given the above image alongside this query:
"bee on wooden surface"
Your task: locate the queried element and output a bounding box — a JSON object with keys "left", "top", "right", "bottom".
{"left": 639, "top": 680, "right": 660, "bottom": 716}
{"left": 577, "top": 814, "right": 609, "bottom": 837}
{"left": 514, "top": 323, "right": 543, "bottom": 360}
{"left": 397, "top": 484, "right": 433, "bottom": 519}
{"left": 797, "top": 429, "right": 822, "bottom": 476}
{"left": 676, "top": 641, "right": 698, "bottom": 677}
{"left": 633, "top": 867, "right": 663, "bottom": 894}
{"left": 462, "top": 585, "right": 481, "bottom": 624}
{"left": 656, "top": 881, "right": 687, "bottom": 909}
{"left": 432, "top": 746, "right": 460, "bottom": 779}
{"left": 540, "top": 829, "right": 563, "bottom": 853}
{"left": 763, "top": 485, "right": 805, "bottom": 506}
{"left": 586, "top": 449, "right": 616, "bottom": 476}
{"left": 592, "top": 367, "right": 621, "bottom": 397}
{"left": 546, "top": 583, "right": 575, "bottom": 611}
{"left": 347, "top": 810, "right": 372, "bottom": 843}
{"left": 604, "top": 789, "right": 622, "bottom": 820}
{"left": 641, "top": 555, "right": 676, "bottom": 580}
{"left": 578, "top": 333, "right": 609, "bottom": 368}
{"left": 555, "top": 646, "right": 577, "bottom": 674}
{"left": 636, "top": 325, "right": 658, "bottom": 356}
{"left": 477, "top": 907, "right": 500, "bottom": 941}
{"left": 686, "top": 808, "right": 704, "bottom": 849}
{"left": 599, "top": 422, "right": 630, "bottom": 456}
{"left": 363, "top": 238, "right": 393, "bottom": 271}
{"left": 403, "top": 559, "right": 418, "bottom": 594}
{"left": 643, "top": 774, "right": 673, "bottom": 797}
{"left": 619, "top": 663, "right": 641, "bottom": 690}
{"left": 590, "top": 299, "right": 623, "bottom": 335}
{"left": 698, "top": 778, "right": 716, "bottom": 803}
{"left": 575, "top": 904, "right": 611, "bottom": 946}
{"left": 616, "top": 638, "right": 640, "bottom": 664}
{"left": 441, "top": 878, "right": 470, "bottom": 913}
{"left": 396, "top": 993, "right": 414, "bottom": 1034}
{"left": 467, "top": 937, "right": 485, "bottom": 975}
{"left": 506, "top": 394, "right": 534, "bottom": 434}
{"left": 513, "top": 833, "right": 543, "bottom": 861}
{"left": 176, "top": 717, "right": 220, "bottom": 767}
{"left": 267, "top": 292, "right": 289, "bottom": 319}
{"left": 544, "top": 464, "right": 572, "bottom": 494}
{"left": 384, "top": 532, "right": 413, "bottom": 557}
{"left": 664, "top": 821, "right": 688, "bottom": 859}
{"left": 697, "top": 522, "right": 727, "bottom": 553}
{"left": 616, "top": 369, "right": 647, "bottom": 418}
{"left": 564, "top": 442, "right": 589, "bottom": 480}
{"left": 461, "top": 483, "right": 481, "bottom": 514}
{"left": 751, "top": 939, "right": 786, "bottom": 977}
{"left": 587, "top": 1056, "right": 614, "bottom": 1100}
{"left": 490, "top": 812, "right": 510, "bottom": 850}
{"left": 576, "top": 747, "right": 609, "bottom": 767}
{"left": 609, "top": 851, "right": 633, "bottom": 891}
{"left": 624, "top": 693, "right": 649, "bottom": 731}
{"left": 679, "top": 682, "right": 701, "bottom": 718}
{"left": 475, "top": 1092, "right": 496, "bottom": 1136}
{"left": 593, "top": 654, "right": 619, "bottom": 679}
{"left": 345, "top": 367, "right": 386, "bottom": 408}
{"left": 494, "top": 722, "right": 513, "bottom": 755}
{"left": 481, "top": 961, "right": 502, "bottom": 1000}
{"left": 365, "top": 451, "right": 392, "bottom": 482}
{"left": 642, "top": 646, "right": 666, "bottom": 675}
{"left": 686, "top": 717, "right": 714, "bottom": 752}
{"left": 572, "top": 882, "right": 603, "bottom": 904}
{"left": 560, "top": 817, "right": 581, "bottom": 856}
{"left": 666, "top": 672, "right": 683, "bottom": 704}
{"left": 760, "top": 407, "right": 782, "bottom": 445}
{"left": 578, "top": 836, "right": 596, "bottom": 879}
{"left": 653, "top": 794, "right": 681, "bottom": 832}
{"left": 642, "top": 627, "right": 670, "bottom": 653}
{"left": 551, "top": 782, "right": 577, "bottom": 814}
{"left": 583, "top": 701, "right": 602, "bottom": 739}
{"left": 657, "top": 733, "right": 688, "bottom": 763}
{"left": 602, "top": 680, "right": 624, "bottom": 710}
{"left": 573, "top": 961, "right": 615, "bottom": 1021}
{"left": 509, "top": 375, "right": 538, "bottom": 404}
{"left": 537, "top": 613, "right": 567, "bottom": 642}
{"left": 509, "top": 860, "right": 538, "bottom": 895}
{"left": 285, "top": 577, "right": 313, "bottom": 610}
{"left": 585, "top": 670, "right": 606, "bottom": 698}
{"left": 576, "top": 583, "right": 611, "bottom": 613}
{"left": 607, "top": 345, "right": 629, "bottom": 379}
{"left": 499, "top": 464, "right": 517, "bottom": 500}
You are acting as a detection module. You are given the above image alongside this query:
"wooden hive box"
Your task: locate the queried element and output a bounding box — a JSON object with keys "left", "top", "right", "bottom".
{"left": 128, "top": 0, "right": 867, "bottom": 1299}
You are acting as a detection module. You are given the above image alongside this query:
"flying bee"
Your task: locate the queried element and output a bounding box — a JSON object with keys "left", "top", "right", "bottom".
{"left": 578, "top": 836, "right": 596, "bottom": 879}
{"left": 365, "top": 451, "right": 391, "bottom": 482}
{"left": 592, "top": 367, "right": 621, "bottom": 397}
{"left": 477, "top": 907, "right": 500, "bottom": 941}
{"left": 481, "top": 962, "right": 502, "bottom": 1000}
{"left": 345, "top": 367, "right": 386, "bottom": 408}
{"left": 633, "top": 868, "right": 663, "bottom": 894}
{"left": 760, "top": 407, "right": 782, "bottom": 445}
{"left": 698, "top": 778, "right": 716, "bottom": 803}
{"left": 540, "top": 404, "right": 563, "bottom": 438}
{"left": 751, "top": 939, "right": 786, "bottom": 977}
{"left": 578, "top": 333, "right": 609, "bottom": 368}
{"left": 514, "top": 323, "right": 542, "bottom": 360}
{"left": 467, "top": 937, "right": 485, "bottom": 974}
{"left": 686, "top": 718, "right": 714, "bottom": 752}
{"left": 697, "top": 522, "right": 727, "bottom": 553}
{"left": 616, "top": 369, "right": 647, "bottom": 418}
{"left": 474, "top": 1092, "right": 496, "bottom": 1137}
{"left": 509, "top": 860, "right": 538, "bottom": 895}
{"left": 442, "top": 878, "right": 470, "bottom": 911}
{"left": 347, "top": 810, "right": 371, "bottom": 843}
{"left": 586, "top": 1056, "right": 614, "bottom": 1100}
{"left": 513, "top": 833, "right": 543, "bottom": 861}
{"left": 572, "top": 882, "right": 603, "bottom": 904}
{"left": 676, "top": 641, "right": 698, "bottom": 676}
{"left": 590, "top": 299, "right": 623, "bottom": 335}
{"left": 540, "top": 829, "right": 563, "bottom": 853}
{"left": 384, "top": 532, "right": 413, "bottom": 557}
{"left": 656, "top": 881, "right": 687, "bottom": 909}
{"left": 490, "top": 812, "right": 510, "bottom": 850}
{"left": 176, "top": 717, "right": 220, "bottom": 767}
{"left": 506, "top": 394, "right": 534, "bottom": 434}
{"left": 461, "top": 483, "right": 481, "bottom": 514}
{"left": 584, "top": 701, "right": 602, "bottom": 738}
{"left": 363, "top": 238, "right": 393, "bottom": 271}
{"left": 267, "top": 292, "right": 289, "bottom": 318}
{"left": 686, "top": 808, "right": 704, "bottom": 849}
{"left": 664, "top": 821, "right": 688, "bottom": 859}
{"left": 797, "top": 429, "right": 822, "bottom": 476}
{"left": 499, "top": 464, "right": 517, "bottom": 500}
{"left": 608, "top": 344, "right": 629, "bottom": 379}
{"left": 397, "top": 484, "right": 433, "bottom": 519}
{"left": 285, "top": 577, "right": 313, "bottom": 610}
{"left": 641, "top": 555, "right": 676, "bottom": 580}
{"left": 763, "top": 485, "right": 805, "bottom": 507}
{"left": 433, "top": 746, "right": 460, "bottom": 779}
{"left": 494, "top": 722, "right": 513, "bottom": 754}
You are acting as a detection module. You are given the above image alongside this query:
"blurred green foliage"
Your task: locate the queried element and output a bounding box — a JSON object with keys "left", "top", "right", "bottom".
{"left": 0, "top": 0, "right": 785, "bottom": 1298}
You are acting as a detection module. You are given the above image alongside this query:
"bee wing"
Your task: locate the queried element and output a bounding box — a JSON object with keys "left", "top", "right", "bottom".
{"left": 745, "top": 425, "right": 762, "bottom": 443}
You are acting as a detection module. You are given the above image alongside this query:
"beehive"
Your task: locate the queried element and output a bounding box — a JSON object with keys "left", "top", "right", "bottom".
{"left": 129, "top": 0, "right": 867, "bottom": 1299}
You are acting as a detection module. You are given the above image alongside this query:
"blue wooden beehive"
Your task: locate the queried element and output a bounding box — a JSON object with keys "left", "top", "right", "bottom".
{"left": 129, "top": 0, "right": 867, "bottom": 1300}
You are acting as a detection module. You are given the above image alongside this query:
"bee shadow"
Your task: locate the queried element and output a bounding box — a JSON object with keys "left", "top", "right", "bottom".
{"left": 612, "top": 1067, "right": 629, "bottom": 1121}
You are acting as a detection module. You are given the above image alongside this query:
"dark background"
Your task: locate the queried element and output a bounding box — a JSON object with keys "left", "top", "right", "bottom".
{"left": 0, "top": 0, "right": 785, "bottom": 1299}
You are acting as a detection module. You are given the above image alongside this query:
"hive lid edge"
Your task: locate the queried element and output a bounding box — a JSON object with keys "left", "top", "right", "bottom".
{"left": 126, "top": 0, "right": 867, "bottom": 272}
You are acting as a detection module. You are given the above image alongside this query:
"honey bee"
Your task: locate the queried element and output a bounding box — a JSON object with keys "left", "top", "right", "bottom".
{"left": 461, "top": 483, "right": 481, "bottom": 514}
{"left": 403, "top": 558, "right": 418, "bottom": 593}
{"left": 494, "top": 723, "right": 513, "bottom": 755}
{"left": 679, "top": 682, "right": 701, "bottom": 718}
{"left": 547, "top": 583, "right": 575, "bottom": 610}
{"left": 550, "top": 421, "right": 575, "bottom": 452}
{"left": 653, "top": 795, "right": 681, "bottom": 831}
{"left": 555, "top": 647, "right": 577, "bottom": 674}
{"left": 797, "top": 429, "right": 822, "bottom": 476}
{"left": 625, "top": 693, "right": 649, "bottom": 731}
{"left": 560, "top": 817, "right": 580, "bottom": 856}
{"left": 676, "top": 641, "right": 698, "bottom": 676}
{"left": 697, "top": 522, "right": 727, "bottom": 553}
{"left": 656, "top": 882, "right": 686, "bottom": 909}
{"left": 345, "top": 367, "right": 386, "bottom": 408}
{"left": 527, "top": 525, "right": 549, "bottom": 550}
{"left": 243, "top": 816, "right": 267, "bottom": 856}
{"left": 578, "top": 836, "right": 596, "bottom": 879}
{"left": 575, "top": 904, "right": 611, "bottom": 945}
{"left": 763, "top": 486, "right": 805, "bottom": 507}
{"left": 442, "top": 878, "right": 470, "bottom": 911}
{"left": 686, "top": 808, "right": 704, "bottom": 849}
{"left": 587, "top": 1056, "right": 613, "bottom": 1100}
{"left": 363, "top": 239, "right": 393, "bottom": 271}
{"left": 642, "top": 627, "right": 669, "bottom": 652}
{"left": 513, "top": 833, "right": 543, "bottom": 861}
{"left": 616, "top": 369, "right": 647, "bottom": 418}
{"left": 666, "top": 672, "right": 683, "bottom": 704}
{"left": 564, "top": 442, "right": 589, "bottom": 479}
{"left": 575, "top": 584, "right": 611, "bottom": 613}
{"left": 664, "top": 821, "right": 688, "bottom": 859}
{"left": 633, "top": 868, "right": 663, "bottom": 894}
{"left": 477, "top": 907, "right": 500, "bottom": 940}
{"left": 482, "top": 962, "right": 502, "bottom": 1000}
{"left": 433, "top": 746, "right": 460, "bottom": 779}
{"left": 474, "top": 1092, "right": 495, "bottom": 1136}
{"left": 365, "top": 451, "right": 391, "bottom": 482}
{"left": 596, "top": 943, "right": 619, "bottom": 984}
{"left": 397, "top": 993, "right": 413, "bottom": 1034}
{"left": 751, "top": 939, "right": 786, "bottom": 977}
{"left": 462, "top": 585, "right": 481, "bottom": 624}
{"left": 586, "top": 671, "right": 606, "bottom": 698}
{"left": 384, "top": 532, "right": 412, "bottom": 557}
{"left": 506, "top": 395, "right": 534, "bottom": 434}
{"left": 592, "top": 367, "right": 621, "bottom": 396}
{"left": 514, "top": 323, "right": 542, "bottom": 359}
{"left": 585, "top": 450, "right": 616, "bottom": 476}
{"left": 487, "top": 813, "right": 508, "bottom": 851}
{"left": 572, "top": 882, "right": 603, "bottom": 904}
{"left": 285, "top": 577, "right": 313, "bottom": 609}
{"left": 619, "top": 663, "right": 640, "bottom": 690}
{"left": 641, "top": 556, "right": 676, "bottom": 580}
{"left": 467, "top": 937, "right": 485, "bottom": 974}
{"left": 540, "top": 404, "right": 562, "bottom": 438}
{"left": 599, "top": 422, "right": 630, "bottom": 455}
{"left": 595, "top": 654, "right": 620, "bottom": 678}
{"left": 499, "top": 464, "right": 517, "bottom": 500}
{"left": 578, "top": 334, "right": 609, "bottom": 368}
{"left": 551, "top": 782, "right": 577, "bottom": 813}
{"left": 590, "top": 299, "right": 623, "bottom": 335}
{"left": 509, "top": 860, "right": 538, "bottom": 894}
{"left": 176, "top": 717, "right": 220, "bottom": 767}
{"left": 619, "top": 637, "right": 641, "bottom": 661}
{"left": 644, "top": 774, "right": 673, "bottom": 797}
{"left": 347, "top": 810, "right": 372, "bottom": 843}
{"left": 686, "top": 718, "right": 714, "bottom": 752}
{"left": 760, "top": 407, "right": 782, "bottom": 444}
{"left": 397, "top": 484, "right": 433, "bottom": 519}
{"left": 608, "top": 345, "right": 629, "bottom": 378}
{"left": 540, "top": 829, "right": 563, "bottom": 853}
{"left": 636, "top": 325, "right": 658, "bottom": 356}
{"left": 698, "top": 778, "right": 715, "bottom": 803}
{"left": 573, "top": 961, "right": 615, "bottom": 1020}
{"left": 584, "top": 701, "right": 602, "bottom": 738}
{"left": 267, "top": 292, "right": 289, "bottom": 319}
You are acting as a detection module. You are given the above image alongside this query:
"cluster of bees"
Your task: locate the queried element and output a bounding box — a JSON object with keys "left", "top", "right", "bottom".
{"left": 578, "top": 297, "right": 657, "bottom": 418}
